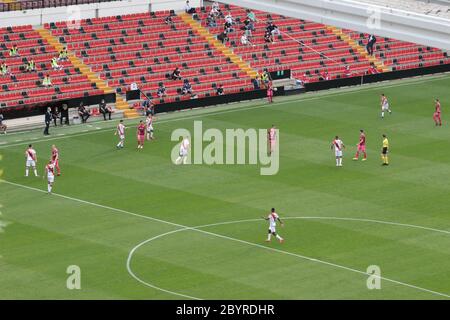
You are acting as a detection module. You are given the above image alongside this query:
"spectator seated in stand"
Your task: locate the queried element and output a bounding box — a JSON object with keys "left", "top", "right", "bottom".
{"left": 1, "top": 62, "right": 12, "bottom": 76}
{"left": 207, "top": 13, "right": 217, "bottom": 27}
{"left": 165, "top": 15, "right": 174, "bottom": 25}
{"left": 51, "top": 57, "right": 63, "bottom": 70}
{"left": 367, "top": 64, "right": 379, "bottom": 74}
{"left": 241, "top": 33, "right": 255, "bottom": 46}
{"left": 264, "top": 30, "right": 273, "bottom": 43}
{"left": 58, "top": 47, "right": 69, "bottom": 61}
{"left": 42, "top": 74, "right": 52, "bottom": 87}
{"left": 25, "top": 59, "right": 36, "bottom": 72}
{"left": 266, "top": 21, "right": 280, "bottom": 41}
{"left": 157, "top": 83, "right": 167, "bottom": 98}
{"left": 216, "top": 84, "right": 224, "bottom": 96}
{"left": 217, "top": 30, "right": 229, "bottom": 44}
{"left": 171, "top": 67, "right": 182, "bottom": 80}
{"left": 344, "top": 65, "right": 352, "bottom": 77}
{"left": 9, "top": 44, "right": 19, "bottom": 57}
{"left": 182, "top": 79, "right": 193, "bottom": 95}
{"left": 246, "top": 9, "right": 257, "bottom": 22}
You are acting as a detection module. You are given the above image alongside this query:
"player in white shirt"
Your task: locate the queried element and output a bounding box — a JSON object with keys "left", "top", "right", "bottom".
{"left": 25, "top": 144, "right": 38, "bottom": 177}
{"left": 263, "top": 208, "right": 284, "bottom": 243}
{"left": 44, "top": 160, "right": 55, "bottom": 194}
{"left": 146, "top": 114, "right": 154, "bottom": 141}
{"left": 175, "top": 136, "right": 190, "bottom": 165}
{"left": 115, "top": 120, "right": 126, "bottom": 148}
{"left": 380, "top": 93, "right": 392, "bottom": 118}
{"left": 331, "top": 136, "right": 345, "bottom": 167}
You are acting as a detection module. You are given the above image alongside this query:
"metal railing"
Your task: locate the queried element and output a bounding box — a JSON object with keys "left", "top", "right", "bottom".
{"left": 0, "top": 0, "right": 122, "bottom": 13}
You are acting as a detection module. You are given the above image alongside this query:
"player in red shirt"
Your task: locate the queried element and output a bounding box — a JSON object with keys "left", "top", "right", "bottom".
{"left": 51, "top": 144, "right": 61, "bottom": 176}
{"left": 267, "top": 82, "right": 274, "bottom": 103}
{"left": 137, "top": 120, "right": 146, "bottom": 149}
{"left": 353, "top": 129, "right": 367, "bottom": 161}
{"left": 433, "top": 98, "right": 442, "bottom": 126}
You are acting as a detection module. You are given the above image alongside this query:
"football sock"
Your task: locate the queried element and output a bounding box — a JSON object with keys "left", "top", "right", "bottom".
{"left": 381, "top": 112, "right": 385, "bottom": 118}
{"left": 276, "top": 235, "right": 283, "bottom": 241}
{"left": 336, "top": 159, "right": 339, "bottom": 166}
{"left": 34, "top": 169, "right": 38, "bottom": 176}
{"left": 363, "top": 152, "right": 367, "bottom": 159}
{"left": 25, "top": 168, "right": 29, "bottom": 176}
{"left": 339, "top": 158, "right": 342, "bottom": 166}
{"left": 48, "top": 184, "right": 52, "bottom": 193}
{"left": 267, "top": 233, "right": 272, "bottom": 241}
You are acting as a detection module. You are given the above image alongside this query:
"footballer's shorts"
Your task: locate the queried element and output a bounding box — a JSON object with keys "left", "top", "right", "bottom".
{"left": 47, "top": 175, "right": 55, "bottom": 183}
{"left": 357, "top": 145, "right": 366, "bottom": 152}
{"left": 382, "top": 147, "right": 388, "bottom": 155}
{"left": 335, "top": 150, "right": 343, "bottom": 157}
{"left": 269, "top": 226, "right": 276, "bottom": 234}
{"left": 26, "top": 160, "right": 36, "bottom": 167}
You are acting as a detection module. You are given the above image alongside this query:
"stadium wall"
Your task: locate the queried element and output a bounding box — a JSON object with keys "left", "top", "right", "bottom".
{"left": 0, "top": 0, "right": 202, "bottom": 27}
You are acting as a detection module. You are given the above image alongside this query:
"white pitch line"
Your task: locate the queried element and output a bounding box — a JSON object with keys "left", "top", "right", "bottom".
{"left": 127, "top": 217, "right": 450, "bottom": 300}
{"left": 2, "top": 179, "right": 449, "bottom": 299}
{"left": 0, "top": 73, "right": 448, "bottom": 149}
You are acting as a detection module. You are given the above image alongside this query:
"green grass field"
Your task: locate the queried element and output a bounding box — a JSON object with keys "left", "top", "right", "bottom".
{"left": 1, "top": 74, "right": 450, "bottom": 299}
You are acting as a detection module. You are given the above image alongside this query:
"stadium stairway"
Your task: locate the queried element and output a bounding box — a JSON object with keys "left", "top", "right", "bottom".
{"left": 35, "top": 27, "right": 138, "bottom": 118}
{"left": 327, "top": 26, "right": 390, "bottom": 72}
{"left": 180, "top": 13, "right": 258, "bottom": 79}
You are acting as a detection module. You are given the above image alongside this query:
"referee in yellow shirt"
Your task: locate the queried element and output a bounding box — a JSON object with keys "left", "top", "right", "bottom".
{"left": 381, "top": 134, "right": 389, "bottom": 166}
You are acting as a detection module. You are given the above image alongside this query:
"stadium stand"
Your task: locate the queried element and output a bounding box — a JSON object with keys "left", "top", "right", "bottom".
{"left": 1, "top": 1, "right": 449, "bottom": 122}
{"left": 344, "top": 29, "right": 450, "bottom": 71}
{"left": 198, "top": 4, "right": 384, "bottom": 82}
{"left": 44, "top": 10, "right": 255, "bottom": 110}
{"left": 0, "top": 25, "right": 104, "bottom": 109}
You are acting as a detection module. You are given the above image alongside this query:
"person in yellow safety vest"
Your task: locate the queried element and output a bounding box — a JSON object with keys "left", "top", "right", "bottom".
{"left": 261, "top": 70, "right": 269, "bottom": 88}
{"left": 42, "top": 74, "right": 52, "bottom": 87}
{"left": 1, "top": 62, "right": 10, "bottom": 76}
{"left": 25, "top": 59, "right": 36, "bottom": 72}
{"left": 51, "top": 57, "right": 61, "bottom": 70}
{"left": 58, "top": 47, "right": 68, "bottom": 61}
{"left": 9, "top": 44, "right": 18, "bottom": 57}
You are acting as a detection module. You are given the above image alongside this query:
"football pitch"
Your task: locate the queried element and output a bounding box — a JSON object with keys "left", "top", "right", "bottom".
{"left": 1, "top": 74, "right": 450, "bottom": 299}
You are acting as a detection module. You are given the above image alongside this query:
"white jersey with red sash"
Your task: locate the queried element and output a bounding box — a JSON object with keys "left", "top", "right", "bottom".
{"left": 332, "top": 139, "right": 344, "bottom": 157}
{"left": 46, "top": 163, "right": 55, "bottom": 182}
{"left": 25, "top": 148, "right": 37, "bottom": 167}
{"left": 268, "top": 212, "right": 279, "bottom": 232}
